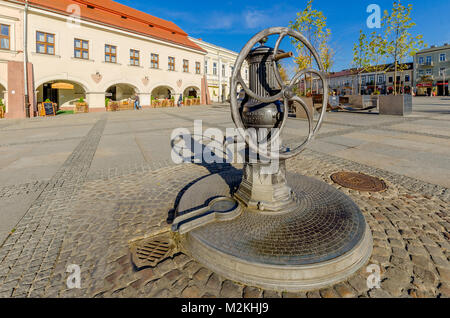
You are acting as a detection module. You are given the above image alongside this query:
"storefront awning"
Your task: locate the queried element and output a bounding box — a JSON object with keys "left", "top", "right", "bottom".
{"left": 51, "top": 83, "right": 74, "bottom": 90}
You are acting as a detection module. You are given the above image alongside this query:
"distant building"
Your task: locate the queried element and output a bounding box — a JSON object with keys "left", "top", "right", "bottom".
{"left": 0, "top": 0, "right": 246, "bottom": 118}
{"left": 414, "top": 43, "right": 450, "bottom": 96}
{"left": 328, "top": 63, "right": 413, "bottom": 96}
{"left": 189, "top": 38, "right": 248, "bottom": 103}
{"left": 328, "top": 69, "right": 357, "bottom": 95}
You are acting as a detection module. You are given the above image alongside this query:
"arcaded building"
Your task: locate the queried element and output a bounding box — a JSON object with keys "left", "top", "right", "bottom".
{"left": 0, "top": 0, "right": 213, "bottom": 118}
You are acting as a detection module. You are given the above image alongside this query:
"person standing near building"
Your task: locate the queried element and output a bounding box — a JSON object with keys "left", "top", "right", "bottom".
{"left": 133, "top": 94, "right": 141, "bottom": 110}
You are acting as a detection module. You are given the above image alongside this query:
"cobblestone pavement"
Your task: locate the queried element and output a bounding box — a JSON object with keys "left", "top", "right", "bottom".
{"left": 0, "top": 101, "right": 449, "bottom": 298}
{"left": 0, "top": 117, "right": 107, "bottom": 297}
{"left": 0, "top": 153, "right": 448, "bottom": 298}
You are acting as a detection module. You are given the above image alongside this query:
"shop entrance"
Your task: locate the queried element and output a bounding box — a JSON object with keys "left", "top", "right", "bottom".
{"left": 437, "top": 82, "right": 449, "bottom": 96}
{"left": 37, "top": 81, "right": 86, "bottom": 110}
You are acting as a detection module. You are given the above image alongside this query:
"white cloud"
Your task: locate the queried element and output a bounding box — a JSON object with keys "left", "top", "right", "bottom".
{"left": 203, "top": 12, "right": 236, "bottom": 30}
{"left": 244, "top": 11, "right": 268, "bottom": 29}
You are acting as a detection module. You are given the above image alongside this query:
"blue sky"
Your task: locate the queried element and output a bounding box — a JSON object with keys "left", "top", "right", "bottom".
{"left": 117, "top": 0, "right": 449, "bottom": 72}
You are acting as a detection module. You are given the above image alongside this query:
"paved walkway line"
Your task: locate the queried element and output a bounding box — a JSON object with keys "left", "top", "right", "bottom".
{"left": 0, "top": 116, "right": 107, "bottom": 297}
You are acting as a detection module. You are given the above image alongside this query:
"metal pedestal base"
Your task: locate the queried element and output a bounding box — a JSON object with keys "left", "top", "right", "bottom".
{"left": 175, "top": 170, "right": 373, "bottom": 291}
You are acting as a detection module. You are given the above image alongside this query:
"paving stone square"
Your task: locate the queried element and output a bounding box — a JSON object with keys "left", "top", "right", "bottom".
{"left": 0, "top": 98, "right": 449, "bottom": 298}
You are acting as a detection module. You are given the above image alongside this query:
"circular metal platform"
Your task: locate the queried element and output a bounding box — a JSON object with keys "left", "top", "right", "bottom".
{"left": 177, "top": 170, "right": 373, "bottom": 291}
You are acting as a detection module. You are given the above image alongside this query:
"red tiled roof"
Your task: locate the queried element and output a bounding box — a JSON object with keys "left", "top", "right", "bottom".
{"left": 16, "top": 0, "right": 206, "bottom": 52}
{"left": 328, "top": 69, "right": 355, "bottom": 78}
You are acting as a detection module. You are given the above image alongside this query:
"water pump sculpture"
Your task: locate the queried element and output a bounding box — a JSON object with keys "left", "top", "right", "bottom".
{"left": 171, "top": 27, "right": 373, "bottom": 291}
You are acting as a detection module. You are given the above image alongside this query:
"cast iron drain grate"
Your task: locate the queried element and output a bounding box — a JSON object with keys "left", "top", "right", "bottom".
{"left": 129, "top": 230, "right": 177, "bottom": 269}
{"left": 331, "top": 171, "right": 387, "bottom": 192}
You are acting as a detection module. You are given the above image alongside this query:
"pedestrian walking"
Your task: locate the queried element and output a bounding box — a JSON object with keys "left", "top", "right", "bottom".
{"left": 133, "top": 94, "right": 141, "bottom": 110}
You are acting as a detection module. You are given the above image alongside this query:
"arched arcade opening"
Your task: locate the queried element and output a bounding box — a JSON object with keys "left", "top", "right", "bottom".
{"left": 151, "top": 86, "right": 174, "bottom": 100}
{"left": 183, "top": 86, "right": 200, "bottom": 98}
{"left": 106, "top": 83, "right": 138, "bottom": 102}
{"left": 0, "top": 84, "right": 6, "bottom": 102}
{"left": 36, "top": 80, "right": 86, "bottom": 110}
{"left": 0, "top": 83, "right": 6, "bottom": 104}
{"left": 0, "top": 83, "right": 6, "bottom": 115}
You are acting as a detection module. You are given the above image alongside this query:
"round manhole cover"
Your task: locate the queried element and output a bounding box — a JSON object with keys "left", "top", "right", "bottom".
{"left": 331, "top": 172, "right": 387, "bottom": 192}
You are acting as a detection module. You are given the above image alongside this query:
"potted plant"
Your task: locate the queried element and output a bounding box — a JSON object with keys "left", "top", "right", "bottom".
{"left": 306, "top": 89, "right": 312, "bottom": 97}
{"left": 75, "top": 97, "right": 89, "bottom": 113}
{"left": 0, "top": 99, "right": 4, "bottom": 118}
{"left": 379, "top": 93, "right": 412, "bottom": 116}
{"left": 109, "top": 101, "right": 119, "bottom": 111}
{"left": 151, "top": 96, "right": 156, "bottom": 108}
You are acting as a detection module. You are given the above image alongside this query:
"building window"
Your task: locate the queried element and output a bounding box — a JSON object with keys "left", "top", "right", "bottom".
{"left": 426, "top": 56, "right": 432, "bottom": 65}
{"left": 361, "top": 76, "right": 366, "bottom": 84}
{"left": 74, "top": 39, "right": 89, "bottom": 59}
{"left": 105, "top": 45, "right": 117, "bottom": 63}
{"left": 205, "top": 61, "right": 208, "bottom": 74}
{"left": 440, "top": 68, "right": 446, "bottom": 76}
{"left": 0, "top": 24, "right": 10, "bottom": 50}
{"left": 168, "top": 56, "right": 175, "bottom": 71}
{"left": 405, "top": 75, "right": 410, "bottom": 82}
{"left": 426, "top": 68, "right": 432, "bottom": 75}
{"left": 418, "top": 56, "right": 424, "bottom": 65}
{"left": 388, "top": 76, "right": 393, "bottom": 83}
{"left": 130, "top": 49, "right": 140, "bottom": 66}
{"left": 151, "top": 53, "right": 159, "bottom": 69}
{"left": 368, "top": 75, "right": 375, "bottom": 84}
{"left": 377, "top": 75, "right": 384, "bottom": 83}
{"left": 222, "top": 64, "right": 225, "bottom": 77}
{"left": 36, "top": 31, "right": 55, "bottom": 55}
{"left": 183, "top": 59, "right": 189, "bottom": 73}
{"left": 440, "top": 53, "right": 446, "bottom": 62}
{"left": 418, "top": 70, "right": 424, "bottom": 76}
{"left": 213, "top": 62, "right": 217, "bottom": 75}
{"left": 195, "top": 62, "right": 201, "bottom": 74}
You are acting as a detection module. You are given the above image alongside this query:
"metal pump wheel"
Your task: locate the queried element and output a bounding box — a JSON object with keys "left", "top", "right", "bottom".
{"left": 230, "top": 27, "right": 329, "bottom": 160}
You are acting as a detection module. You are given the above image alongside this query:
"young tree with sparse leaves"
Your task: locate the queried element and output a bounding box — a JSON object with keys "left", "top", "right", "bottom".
{"left": 352, "top": 30, "right": 371, "bottom": 95}
{"left": 289, "top": 0, "right": 333, "bottom": 95}
{"left": 277, "top": 63, "right": 289, "bottom": 83}
{"left": 367, "top": 31, "right": 388, "bottom": 94}
{"left": 382, "top": 0, "right": 425, "bottom": 95}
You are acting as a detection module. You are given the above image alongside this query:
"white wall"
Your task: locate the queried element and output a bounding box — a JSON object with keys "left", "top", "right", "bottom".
{"left": 27, "top": 7, "right": 205, "bottom": 108}
{"left": 190, "top": 37, "right": 248, "bottom": 102}
{"left": 0, "top": 1, "right": 25, "bottom": 113}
